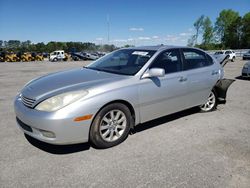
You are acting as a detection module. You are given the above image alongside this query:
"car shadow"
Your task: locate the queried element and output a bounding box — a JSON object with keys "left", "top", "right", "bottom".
{"left": 235, "top": 76, "right": 249, "bottom": 81}
{"left": 132, "top": 107, "right": 199, "bottom": 134}
{"left": 25, "top": 134, "right": 90, "bottom": 154}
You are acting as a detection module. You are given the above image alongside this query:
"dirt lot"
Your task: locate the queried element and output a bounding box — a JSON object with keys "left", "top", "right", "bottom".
{"left": 0, "top": 59, "right": 249, "bottom": 188}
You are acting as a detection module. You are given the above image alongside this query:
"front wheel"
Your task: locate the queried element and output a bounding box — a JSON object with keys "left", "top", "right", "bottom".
{"left": 231, "top": 56, "right": 236, "bottom": 62}
{"left": 90, "top": 103, "right": 132, "bottom": 149}
{"left": 199, "top": 90, "right": 217, "bottom": 112}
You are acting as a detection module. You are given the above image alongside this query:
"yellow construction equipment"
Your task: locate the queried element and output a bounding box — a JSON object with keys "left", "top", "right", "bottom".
{"left": 5, "top": 52, "right": 19, "bottom": 62}
{"left": 31, "top": 52, "right": 44, "bottom": 61}
{"left": 21, "top": 53, "right": 33, "bottom": 62}
{"left": 64, "top": 53, "right": 70, "bottom": 61}
{"left": 35, "top": 53, "right": 44, "bottom": 61}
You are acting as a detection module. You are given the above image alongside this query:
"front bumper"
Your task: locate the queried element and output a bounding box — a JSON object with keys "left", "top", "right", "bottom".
{"left": 242, "top": 67, "right": 250, "bottom": 78}
{"left": 14, "top": 96, "right": 98, "bottom": 145}
{"left": 243, "top": 55, "right": 250, "bottom": 60}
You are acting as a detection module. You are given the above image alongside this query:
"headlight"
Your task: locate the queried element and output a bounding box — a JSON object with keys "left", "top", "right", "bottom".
{"left": 35, "top": 90, "right": 88, "bottom": 112}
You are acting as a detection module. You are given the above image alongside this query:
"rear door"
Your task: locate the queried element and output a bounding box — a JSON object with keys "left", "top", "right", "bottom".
{"left": 181, "top": 48, "right": 219, "bottom": 108}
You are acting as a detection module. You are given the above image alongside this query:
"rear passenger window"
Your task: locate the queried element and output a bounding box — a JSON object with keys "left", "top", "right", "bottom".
{"left": 183, "top": 49, "right": 211, "bottom": 70}
{"left": 150, "top": 49, "right": 182, "bottom": 74}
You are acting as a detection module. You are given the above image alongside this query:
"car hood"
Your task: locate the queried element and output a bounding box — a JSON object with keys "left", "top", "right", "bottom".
{"left": 21, "top": 68, "right": 126, "bottom": 100}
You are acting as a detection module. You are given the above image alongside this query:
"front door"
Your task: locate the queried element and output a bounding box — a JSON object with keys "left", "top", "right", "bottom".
{"left": 138, "top": 49, "right": 188, "bottom": 123}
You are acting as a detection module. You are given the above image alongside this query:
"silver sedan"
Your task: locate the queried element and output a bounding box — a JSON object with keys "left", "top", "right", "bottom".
{"left": 242, "top": 61, "right": 250, "bottom": 78}
{"left": 14, "top": 46, "right": 234, "bottom": 148}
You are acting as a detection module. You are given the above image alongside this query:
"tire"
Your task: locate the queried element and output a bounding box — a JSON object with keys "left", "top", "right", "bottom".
{"left": 231, "top": 56, "right": 236, "bottom": 62}
{"left": 90, "top": 103, "right": 132, "bottom": 149}
{"left": 199, "top": 90, "right": 217, "bottom": 112}
{"left": 53, "top": 58, "right": 58, "bottom": 62}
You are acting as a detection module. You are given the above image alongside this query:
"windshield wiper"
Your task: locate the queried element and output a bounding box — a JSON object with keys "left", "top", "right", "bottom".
{"left": 83, "top": 66, "right": 131, "bottom": 76}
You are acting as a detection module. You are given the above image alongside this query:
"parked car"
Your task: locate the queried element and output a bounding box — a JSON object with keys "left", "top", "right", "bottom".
{"left": 49, "top": 50, "right": 68, "bottom": 62}
{"left": 83, "top": 52, "right": 99, "bottom": 60}
{"left": 71, "top": 52, "right": 88, "bottom": 61}
{"left": 0, "top": 52, "right": 5, "bottom": 62}
{"left": 243, "top": 50, "right": 250, "bottom": 60}
{"left": 242, "top": 61, "right": 250, "bottom": 78}
{"left": 214, "top": 50, "right": 236, "bottom": 62}
{"left": 14, "top": 46, "right": 234, "bottom": 148}
{"left": 212, "top": 52, "right": 230, "bottom": 67}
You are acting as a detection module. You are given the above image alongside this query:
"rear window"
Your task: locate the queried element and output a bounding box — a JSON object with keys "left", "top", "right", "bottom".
{"left": 183, "top": 49, "right": 213, "bottom": 70}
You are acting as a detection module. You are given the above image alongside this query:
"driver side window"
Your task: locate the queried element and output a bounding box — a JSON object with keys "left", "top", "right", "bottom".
{"left": 150, "top": 49, "right": 182, "bottom": 74}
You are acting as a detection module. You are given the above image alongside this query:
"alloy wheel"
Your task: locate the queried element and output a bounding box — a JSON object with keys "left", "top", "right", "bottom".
{"left": 200, "top": 92, "right": 216, "bottom": 112}
{"left": 99, "top": 109, "right": 127, "bottom": 142}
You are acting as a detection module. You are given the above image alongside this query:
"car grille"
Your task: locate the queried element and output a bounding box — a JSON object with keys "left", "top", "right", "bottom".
{"left": 16, "top": 118, "right": 33, "bottom": 132}
{"left": 21, "top": 94, "right": 36, "bottom": 108}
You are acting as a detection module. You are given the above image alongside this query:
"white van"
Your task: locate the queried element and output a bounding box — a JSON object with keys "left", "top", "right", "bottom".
{"left": 49, "top": 50, "right": 66, "bottom": 62}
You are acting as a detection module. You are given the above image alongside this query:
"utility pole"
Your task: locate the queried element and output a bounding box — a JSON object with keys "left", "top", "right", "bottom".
{"left": 107, "top": 14, "right": 110, "bottom": 44}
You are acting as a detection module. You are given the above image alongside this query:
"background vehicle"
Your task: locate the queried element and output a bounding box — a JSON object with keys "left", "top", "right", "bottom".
{"left": 243, "top": 50, "right": 250, "bottom": 60}
{"left": 71, "top": 52, "right": 100, "bottom": 61}
{"left": 242, "top": 61, "right": 250, "bottom": 78}
{"left": 14, "top": 46, "right": 234, "bottom": 148}
{"left": 89, "top": 53, "right": 100, "bottom": 60}
{"left": 21, "top": 53, "right": 33, "bottom": 62}
{"left": 35, "top": 53, "right": 44, "bottom": 61}
{"left": 49, "top": 50, "right": 68, "bottom": 62}
{"left": 5, "top": 52, "right": 19, "bottom": 62}
{"left": 0, "top": 52, "right": 5, "bottom": 62}
{"left": 212, "top": 52, "right": 230, "bottom": 67}
{"left": 71, "top": 52, "right": 87, "bottom": 61}
{"left": 214, "top": 50, "right": 236, "bottom": 62}
{"left": 31, "top": 52, "right": 44, "bottom": 61}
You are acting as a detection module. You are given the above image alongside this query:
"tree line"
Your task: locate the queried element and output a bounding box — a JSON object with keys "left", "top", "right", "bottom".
{"left": 0, "top": 40, "right": 117, "bottom": 53}
{"left": 188, "top": 9, "right": 250, "bottom": 50}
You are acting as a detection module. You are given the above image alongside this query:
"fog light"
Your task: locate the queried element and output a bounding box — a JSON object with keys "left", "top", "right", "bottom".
{"left": 40, "top": 129, "right": 55, "bottom": 138}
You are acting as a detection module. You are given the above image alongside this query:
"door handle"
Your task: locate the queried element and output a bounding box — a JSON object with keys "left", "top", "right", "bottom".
{"left": 212, "top": 70, "right": 219, "bottom": 75}
{"left": 179, "top": 77, "right": 187, "bottom": 82}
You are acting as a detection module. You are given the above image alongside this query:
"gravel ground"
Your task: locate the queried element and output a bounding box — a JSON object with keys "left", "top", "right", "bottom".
{"left": 0, "top": 59, "right": 249, "bottom": 188}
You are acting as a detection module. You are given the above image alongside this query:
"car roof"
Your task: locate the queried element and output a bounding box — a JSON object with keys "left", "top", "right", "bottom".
{"left": 128, "top": 45, "right": 194, "bottom": 52}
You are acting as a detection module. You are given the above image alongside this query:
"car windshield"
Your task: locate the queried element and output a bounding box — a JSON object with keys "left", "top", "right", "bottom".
{"left": 87, "top": 49, "right": 156, "bottom": 75}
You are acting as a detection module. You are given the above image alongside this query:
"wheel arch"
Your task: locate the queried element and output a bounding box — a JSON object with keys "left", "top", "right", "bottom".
{"left": 89, "top": 100, "right": 136, "bottom": 134}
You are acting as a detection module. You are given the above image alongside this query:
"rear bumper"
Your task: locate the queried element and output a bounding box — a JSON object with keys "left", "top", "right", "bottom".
{"left": 14, "top": 96, "right": 97, "bottom": 145}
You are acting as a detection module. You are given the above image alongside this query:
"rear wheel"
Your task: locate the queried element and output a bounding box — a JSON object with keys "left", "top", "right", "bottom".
{"left": 90, "top": 103, "right": 132, "bottom": 148}
{"left": 53, "top": 58, "right": 58, "bottom": 62}
{"left": 231, "top": 56, "right": 236, "bottom": 62}
{"left": 199, "top": 90, "right": 217, "bottom": 112}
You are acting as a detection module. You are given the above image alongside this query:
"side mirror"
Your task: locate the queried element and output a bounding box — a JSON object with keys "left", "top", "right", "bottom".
{"left": 142, "top": 68, "right": 165, "bottom": 79}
